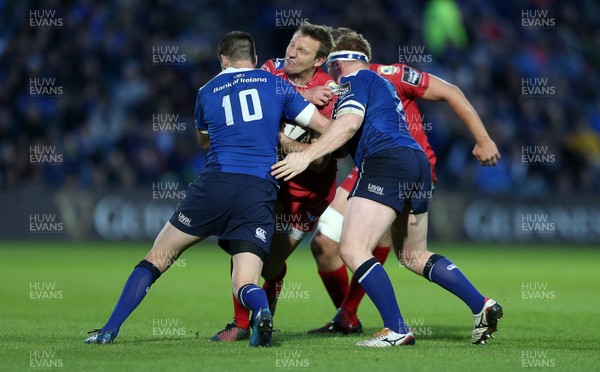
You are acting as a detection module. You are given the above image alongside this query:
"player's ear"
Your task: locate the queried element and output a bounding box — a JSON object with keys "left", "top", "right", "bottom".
{"left": 313, "top": 55, "right": 327, "bottom": 68}
{"left": 220, "top": 55, "right": 229, "bottom": 70}
{"left": 253, "top": 54, "right": 258, "bottom": 68}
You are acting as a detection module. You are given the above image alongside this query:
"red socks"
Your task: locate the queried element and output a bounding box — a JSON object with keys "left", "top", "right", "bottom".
{"left": 318, "top": 264, "right": 349, "bottom": 309}
{"left": 232, "top": 263, "right": 288, "bottom": 330}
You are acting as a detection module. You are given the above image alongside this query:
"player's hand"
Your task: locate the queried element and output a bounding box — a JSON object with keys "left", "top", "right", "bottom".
{"left": 271, "top": 152, "right": 311, "bottom": 181}
{"left": 279, "top": 132, "right": 294, "bottom": 149}
{"left": 279, "top": 132, "right": 308, "bottom": 155}
{"left": 303, "top": 86, "right": 333, "bottom": 106}
{"left": 473, "top": 138, "right": 501, "bottom": 166}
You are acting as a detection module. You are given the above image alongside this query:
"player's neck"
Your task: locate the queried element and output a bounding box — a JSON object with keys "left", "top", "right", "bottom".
{"left": 342, "top": 64, "right": 367, "bottom": 77}
{"left": 224, "top": 61, "right": 255, "bottom": 70}
{"left": 287, "top": 69, "right": 317, "bottom": 87}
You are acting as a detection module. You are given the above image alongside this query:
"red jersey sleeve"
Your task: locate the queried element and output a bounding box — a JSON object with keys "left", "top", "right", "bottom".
{"left": 394, "top": 64, "right": 429, "bottom": 99}
{"left": 370, "top": 64, "right": 429, "bottom": 100}
{"left": 260, "top": 59, "right": 276, "bottom": 73}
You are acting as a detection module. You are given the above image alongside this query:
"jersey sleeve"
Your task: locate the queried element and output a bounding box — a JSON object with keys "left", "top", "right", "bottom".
{"left": 336, "top": 75, "right": 369, "bottom": 119}
{"left": 277, "top": 76, "right": 314, "bottom": 126}
{"left": 319, "top": 100, "right": 335, "bottom": 119}
{"left": 396, "top": 64, "right": 429, "bottom": 99}
{"left": 260, "top": 59, "right": 276, "bottom": 74}
{"left": 194, "top": 88, "right": 207, "bottom": 132}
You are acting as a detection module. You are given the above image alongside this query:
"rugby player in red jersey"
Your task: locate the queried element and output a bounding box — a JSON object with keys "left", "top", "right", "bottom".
{"left": 308, "top": 29, "right": 502, "bottom": 344}
{"left": 210, "top": 22, "right": 339, "bottom": 342}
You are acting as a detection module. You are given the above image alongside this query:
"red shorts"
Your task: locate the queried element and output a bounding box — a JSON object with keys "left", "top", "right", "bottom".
{"left": 339, "top": 167, "right": 359, "bottom": 192}
{"left": 277, "top": 161, "right": 337, "bottom": 238}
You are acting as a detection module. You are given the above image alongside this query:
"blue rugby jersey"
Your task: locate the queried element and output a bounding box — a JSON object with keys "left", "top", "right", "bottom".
{"left": 195, "top": 67, "right": 314, "bottom": 184}
{"left": 334, "top": 69, "right": 423, "bottom": 166}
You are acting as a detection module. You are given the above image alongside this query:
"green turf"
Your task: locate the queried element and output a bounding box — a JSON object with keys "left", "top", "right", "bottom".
{"left": 0, "top": 241, "right": 598, "bottom": 371}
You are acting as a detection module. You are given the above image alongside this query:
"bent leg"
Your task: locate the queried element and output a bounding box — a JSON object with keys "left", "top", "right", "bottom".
{"left": 339, "top": 197, "right": 409, "bottom": 334}
{"left": 102, "top": 222, "right": 201, "bottom": 337}
{"left": 392, "top": 212, "right": 486, "bottom": 314}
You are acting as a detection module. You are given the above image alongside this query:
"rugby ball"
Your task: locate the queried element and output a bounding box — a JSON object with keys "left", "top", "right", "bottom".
{"left": 283, "top": 123, "right": 311, "bottom": 143}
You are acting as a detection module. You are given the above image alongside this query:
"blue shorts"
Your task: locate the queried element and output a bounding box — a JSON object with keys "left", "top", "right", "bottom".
{"left": 350, "top": 147, "right": 432, "bottom": 214}
{"left": 169, "top": 172, "right": 277, "bottom": 261}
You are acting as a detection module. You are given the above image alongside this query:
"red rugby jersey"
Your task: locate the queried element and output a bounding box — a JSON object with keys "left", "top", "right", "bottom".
{"left": 261, "top": 58, "right": 338, "bottom": 193}
{"left": 370, "top": 63, "right": 437, "bottom": 183}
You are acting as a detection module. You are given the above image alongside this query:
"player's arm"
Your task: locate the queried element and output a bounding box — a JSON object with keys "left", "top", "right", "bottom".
{"left": 284, "top": 105, "right": 333, "bottom": 171}
{"left": 197, "top": 129, "right": 210, "bottom": 149}
{"left": 194, "top": 88, "right": 210, "bottom": 149}
{"left": 300, "top": 86, "right": 333, "bottom": 107}
{"left": 279, "top": 132, "right": 331, "bottom": 172}
{"left": 279, "top": 133, "right": 308, "bottom": 155}
{"left": 272, "top": 113, "right": 362, "bottom": 181}
{"left": 422, "top": 75, "right": 500, "bottom": 166}
{"left": 302, "top": 105, "right": 332, "bottom": 134}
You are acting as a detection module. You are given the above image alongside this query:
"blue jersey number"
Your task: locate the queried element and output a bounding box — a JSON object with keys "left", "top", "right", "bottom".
{"left": 221, "top": 88, "right": 264, "bottom": 126}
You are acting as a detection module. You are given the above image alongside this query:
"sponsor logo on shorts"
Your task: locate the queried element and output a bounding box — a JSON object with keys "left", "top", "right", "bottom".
{"left": 367, "top": 183, "right": 384, "bottom": 196}
{"left": 177, "top": 212, "right": 192, "bottom": 227}
{"left": 255, "top": 227, "right": 267, "bottom": 243}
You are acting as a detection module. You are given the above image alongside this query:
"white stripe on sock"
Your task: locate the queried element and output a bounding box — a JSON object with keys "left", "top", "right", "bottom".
{"left": 358, "top": 262, "right": 381, "bottom": 283}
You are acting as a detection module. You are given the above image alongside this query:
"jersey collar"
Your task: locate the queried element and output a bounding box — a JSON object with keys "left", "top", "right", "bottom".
{"left": 218, "top": 67, "right": 253, "bottom": 76}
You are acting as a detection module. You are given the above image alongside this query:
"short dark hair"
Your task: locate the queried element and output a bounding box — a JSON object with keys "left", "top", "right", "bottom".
{"left": 295, "top": 22, "right": 334, "bottom": 59}
{"left": 330, "top": 27, "right": 357, "bottom": 42}
{"left": 331, "top": 33, "right": 372, "bottom": 61}
{"left": 218, "top": 31, "right": 256, "bottom": 63}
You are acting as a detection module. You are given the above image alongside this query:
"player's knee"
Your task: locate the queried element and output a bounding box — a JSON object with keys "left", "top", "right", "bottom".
{"left": 311, "top": 232, "right": 336, "bottom": 256}
{"left": 339, "top": 245, "right": 354, "bottom": 267}
{"left": 310, "top": 233, "right": 324, "bottom": 258}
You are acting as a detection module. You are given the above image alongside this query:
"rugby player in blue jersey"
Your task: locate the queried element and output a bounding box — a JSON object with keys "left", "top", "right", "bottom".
{"left": 84, "top": 31, "right": 331, "bottom": 347}
{"left": 273, "top": 32, "right": 503, "bottom": 347}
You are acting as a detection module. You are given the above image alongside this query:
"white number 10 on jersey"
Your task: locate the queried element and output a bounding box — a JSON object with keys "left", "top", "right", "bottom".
{"left": 221, "top": 88, "right": 263, "bottom": 126}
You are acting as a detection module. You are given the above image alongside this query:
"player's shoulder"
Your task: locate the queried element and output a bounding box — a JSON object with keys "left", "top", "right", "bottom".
{"left": 355, "top": 68, "right": 387, "bottom": 85}
{"left": 199, "top": 68, "right": 236, "bottom": 91}
{"left": 242, "top": 68, "right": 274, "bottom": 78}
{"left": 371, "top": 63, "right": 428, "bottom": 89}
{"left": 199, "top": 68, "right": 273, "bottom": 96}
{"left": 261, "top": 58, "right": 285, "bottom": 73}
{"left": 311, "top": 67, "right": 335, "bottom": 86}
{"left": 370, "top": 63, "right": 402, "bottom": 77}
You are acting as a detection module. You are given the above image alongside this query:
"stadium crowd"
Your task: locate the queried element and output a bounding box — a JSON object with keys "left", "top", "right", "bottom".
{"left": 1, "top": 0, "right": 598, "bottom": 194}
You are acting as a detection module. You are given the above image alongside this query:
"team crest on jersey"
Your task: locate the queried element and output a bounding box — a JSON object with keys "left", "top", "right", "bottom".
{"left": 402, "top": 66, "right": 422, "bottom": 86}
{"left": 331, "top": 81, "right": 351, "bottom": 96}
{"left": 377, "top": 65, "right": 399, "bottom": 75}
{"left": 326, "top": 80, "right": 339, "bottom": 94}
{"left": 273, "top": 58, "right": 285, "bottom": 70}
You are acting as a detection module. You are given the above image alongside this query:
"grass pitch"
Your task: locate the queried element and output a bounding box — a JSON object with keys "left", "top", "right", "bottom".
{"left": 1, "top": 241, "right": 598, "bottom": 371}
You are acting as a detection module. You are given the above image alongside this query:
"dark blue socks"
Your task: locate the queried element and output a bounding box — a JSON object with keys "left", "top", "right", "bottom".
{"left": 423, "top": 254, "right": 485, "bottom": 314}
{"left": 355, "top": 258, "right": 409, "bottom": 334}
{"left": 238, "top": 284, "right": 269, "bottom": 319}
{"left": 102, "top": 260, "right": 161, "bottom": 336}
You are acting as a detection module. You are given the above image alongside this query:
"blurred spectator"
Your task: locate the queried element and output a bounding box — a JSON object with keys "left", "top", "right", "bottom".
{"left": 0, "top": 0, "right": 598, "bottom": 195}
